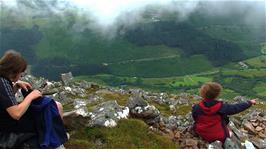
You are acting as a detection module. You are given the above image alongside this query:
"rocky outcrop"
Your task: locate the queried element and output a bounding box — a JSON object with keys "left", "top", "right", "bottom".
{"left": 126, "top": 95, "right": 160, "bottom": 125}
{"left": 19, "top": 73, "right": 266, "bottom": 149}
{"left": 88, "top": 100, "right": 129, "bottom": 127}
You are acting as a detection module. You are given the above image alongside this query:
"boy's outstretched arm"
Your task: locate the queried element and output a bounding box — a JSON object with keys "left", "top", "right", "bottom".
{"left": 219, "top": 99, "right": 256, "bottom": 115}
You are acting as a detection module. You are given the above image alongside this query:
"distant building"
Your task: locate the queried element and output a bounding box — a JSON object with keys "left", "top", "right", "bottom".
{"left": 238, "top": 62, "right": 248, "bottom": 69}
{"left": 102, "top": 63, "right": 109, "bottom": 66}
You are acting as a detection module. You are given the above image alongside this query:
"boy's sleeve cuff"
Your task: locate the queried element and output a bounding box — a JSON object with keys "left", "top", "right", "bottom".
{"left": 247, "top": 100, "right": 253, "bottom": 105}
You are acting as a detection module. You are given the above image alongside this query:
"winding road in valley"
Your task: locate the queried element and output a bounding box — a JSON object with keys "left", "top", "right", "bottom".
{"left": 106, "top": 54, "right": 180, "bottom": 65}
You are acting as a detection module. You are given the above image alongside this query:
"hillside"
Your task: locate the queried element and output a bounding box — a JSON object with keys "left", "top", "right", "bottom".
{"left": 1, "top": 0, "right": 266, "bottom": 100}
{"left": 21, "top": 74, "right": 266, "bottom": 149}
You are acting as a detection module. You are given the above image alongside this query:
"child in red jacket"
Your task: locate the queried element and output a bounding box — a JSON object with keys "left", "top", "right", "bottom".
{"left": 192, "top": 82, "right": 256, "bottom": 143}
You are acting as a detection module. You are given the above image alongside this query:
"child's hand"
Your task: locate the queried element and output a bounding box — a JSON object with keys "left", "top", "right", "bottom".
{"left": 15, "top": 80, "right": 32, "bottom": 91}
{"left": 27, "top": 89, "right": 42, "bottom": 100}
{"left": 249, "top": 99, "right": 256, "bottom": 105}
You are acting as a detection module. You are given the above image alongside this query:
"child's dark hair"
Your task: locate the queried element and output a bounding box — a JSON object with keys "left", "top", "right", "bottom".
{"left": 200, "top": 82, "right": 222, "bottom": 100}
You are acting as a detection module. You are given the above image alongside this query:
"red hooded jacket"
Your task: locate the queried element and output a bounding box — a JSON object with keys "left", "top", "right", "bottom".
{"left": 193, "top": 100, "right": 229, "bottom": 142}
{"left": 192, "top": 99, "right": 252, "bottom": 143}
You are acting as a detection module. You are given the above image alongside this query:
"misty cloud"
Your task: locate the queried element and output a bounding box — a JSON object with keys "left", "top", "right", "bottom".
{"left": 67, "top": 0, "right": 201, "bottom": 26}
{"left": 1, "top": 0, "right": 265, "bottom": 32}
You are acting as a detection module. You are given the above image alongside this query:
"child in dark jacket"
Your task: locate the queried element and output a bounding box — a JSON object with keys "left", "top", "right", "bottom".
{"left": 192, "top": 82, "right": 256, "bottom": 143}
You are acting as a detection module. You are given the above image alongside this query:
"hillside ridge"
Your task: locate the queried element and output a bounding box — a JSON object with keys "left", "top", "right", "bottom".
{"left": 19, "top": 73, "right": 266, "bottom": 149}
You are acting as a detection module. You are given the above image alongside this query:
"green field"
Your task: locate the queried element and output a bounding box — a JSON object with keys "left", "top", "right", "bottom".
{"left": 109, "top": 55, "right": 214, "bottom": 77}
{"left": 253, "top": 82, "right": 266, "bottom": 97}
{"left": 244, "top": 43, "right": 266, "bottom": 68}
{"left": 169, "top": 76, "right": 212, "bottom": 86}
{"left": 75, "top": 66, "right": 266, "bottom": 101}
{"left": 222, "top": 69, "right": 266, "bottom": 77}
{"left": 1, "top": 1, "right": 266, "bottom": 101}
{"left": 244, "top": 56, "right": 266, "bottom": 68}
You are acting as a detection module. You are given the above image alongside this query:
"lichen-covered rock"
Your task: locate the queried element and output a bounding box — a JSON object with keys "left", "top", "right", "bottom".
{"left": 88, "top": 100, "right": 129, "bottom": 127}
{"left": 224, "top": 138, "right": 241, "bottom": 149}
{"left": 207, "top": 140, "right": 223, "bottom": 149}
{"left": 126, "top": 95, "right": 148, "bottom": 109}
{"left": 61, "top": 72, "right": 73, "bottom": 86}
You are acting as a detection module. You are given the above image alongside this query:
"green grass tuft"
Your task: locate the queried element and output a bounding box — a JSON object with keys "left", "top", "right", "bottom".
{"left": 65, "top": 119, "right": 179, "bottom": 149}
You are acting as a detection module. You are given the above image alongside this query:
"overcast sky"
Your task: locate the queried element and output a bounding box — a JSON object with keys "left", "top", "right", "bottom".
{"left": 1, "top": 0, "right": 265, "bottom": 27}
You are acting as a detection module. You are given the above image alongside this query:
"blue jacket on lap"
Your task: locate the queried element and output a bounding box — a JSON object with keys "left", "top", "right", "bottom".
{"left": 29, "top": 96, "right": 68, "bottom": 149}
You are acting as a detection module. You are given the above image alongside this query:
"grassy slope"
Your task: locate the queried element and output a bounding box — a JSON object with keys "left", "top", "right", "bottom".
{"left": 109, "top": 55, "right": 214, "bottom": 77}
{"left": 31, "top": 8, "right": 264, "bottom": 83}
{"left": 188, "top": 10, "right": 265, "bottom": 57}
{"left": 74, "top": 50, "right": 266, "bottom": 100}
{"left": 244, "top": 43, "right": 266, "bottom": 68}
{"left": 222, "top": 69, "right": 266, "bottom": 77}
{"left": 34, "top": 20, "right": 181, "bottom": 65}
{"left": 36, "top": 37, "right": 182, "bottom": 65}
{"left": 198, "top": 25, "right": 263, "bottom": 56}
{"left": 253, "top": 82, "right": 266, "bottom": 97}
{"left": 245, "top": 56, "right": 266, "bottom": 68}
{"left": 65, "top": 119, "right": 179, "bottom": 149}
{"left": 2, "top": 4, "right": 266, "bottom": 100}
